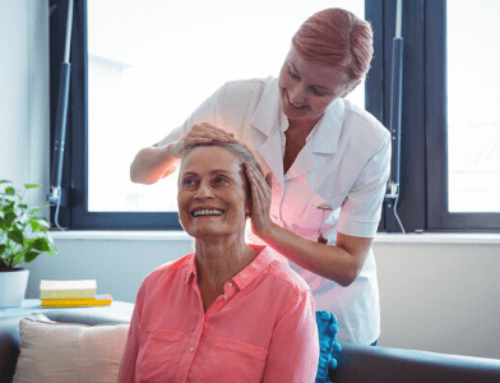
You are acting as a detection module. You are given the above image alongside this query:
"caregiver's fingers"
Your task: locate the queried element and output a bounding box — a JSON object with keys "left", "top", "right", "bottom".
{"left": 173, "top": 125, "right": 238, "bottom": 157}
{"left": 246, "top": 162, "right": 271, "bottom": 204}
{"left": 245, "top": 162, "right": 273, "bottom": 234}
{"left": 195, "top": 123, "right": 237, "bottom": 142}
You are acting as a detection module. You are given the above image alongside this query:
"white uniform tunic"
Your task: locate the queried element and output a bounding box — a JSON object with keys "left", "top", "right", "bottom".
{"left": 158, "top": 77, "right": 391, "bottom": 344}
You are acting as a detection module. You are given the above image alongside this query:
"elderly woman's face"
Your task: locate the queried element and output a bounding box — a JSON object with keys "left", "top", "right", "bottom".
{"left": 177, "top": 146, "right": 251, "bottom": 239}
{"left": 278, "top": 46, "right": 357, "bottom": 122}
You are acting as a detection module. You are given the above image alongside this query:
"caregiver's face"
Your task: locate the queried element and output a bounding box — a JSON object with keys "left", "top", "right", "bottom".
{"left": 278, "top": 46, "right": 354, "bottom": 122}
{"left": 177, "top": 146, "right": 250, "bottom": 239}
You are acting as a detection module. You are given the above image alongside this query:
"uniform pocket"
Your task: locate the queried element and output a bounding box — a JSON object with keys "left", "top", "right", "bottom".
{"left": 198, "top": 337, "right": 268, "bottom": 383}
{"left": 295, "top": 192, "right": 331, "bottom": 229}
{"left": 138, "top": 329, "right": 184, "bottom": 382}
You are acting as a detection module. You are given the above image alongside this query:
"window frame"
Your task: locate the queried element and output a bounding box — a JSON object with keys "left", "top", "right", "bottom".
{"left": 49, "top": 0, "right": 500, "bottom": 232}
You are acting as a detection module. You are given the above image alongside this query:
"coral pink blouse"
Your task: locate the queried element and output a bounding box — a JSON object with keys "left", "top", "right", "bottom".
{"left": 117, "top": 245, "right": 319, "bottom": 383}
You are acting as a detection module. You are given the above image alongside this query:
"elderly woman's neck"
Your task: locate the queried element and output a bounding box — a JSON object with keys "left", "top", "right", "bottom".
{"left": 195, "top": 235, "right": 255, "bottom": 292}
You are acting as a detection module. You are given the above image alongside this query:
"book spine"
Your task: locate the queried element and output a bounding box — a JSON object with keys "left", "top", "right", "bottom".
{"left": 40, "top": 295, "right": 111, "bottom": 305}
{"left": 40, "top": 290, "right": 96, "bottom": 299}
{"left": 41, "top": 302, "right": 112, "bottom": 308}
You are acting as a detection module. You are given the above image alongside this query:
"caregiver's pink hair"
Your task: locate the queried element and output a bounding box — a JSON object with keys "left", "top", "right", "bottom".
{"left": 292, "top": 8, "right": 374, "bottom": 80}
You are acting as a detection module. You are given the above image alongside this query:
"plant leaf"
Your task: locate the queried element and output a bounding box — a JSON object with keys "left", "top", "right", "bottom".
{"left": 13, "top": 249, "right": 25, "bottom": 263}
{"left": 0, "top": 244, "right": 5, "bottom": 256}
{"left": 32, "top": 237, "right": 50, "bottom": 252}
{"left": 24, "top": 183, "right": 42, "bottom": 189}
{"left": 25, "top": 251, "right": 40, "bottom": 263}
{"left": 0, "top": 180, "right": 11, "bottom": 184}
{"left": 18, "top": 204, "right": 28, "bottom": 209}
{"left": 30, "top": 218, "right": 41, "bottom": 232}
{"left": 5, "top": 187, "right": 15, "bottom": 195}
{"left": 36, "top": 217, "right": 51, "bottom": 228}
{"left": 3, "top": 211, "right": 17, "bottom": 227}
{"left": 7, "top": 229, "right": 24, "bottom": 245}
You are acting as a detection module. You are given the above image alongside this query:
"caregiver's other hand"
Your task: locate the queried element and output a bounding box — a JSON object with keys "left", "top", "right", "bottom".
{"left": 245, "top": 162, "right": 273, "bottom": 235}
{"left": 172, "top": 122, "right": 238, "bottom": 157}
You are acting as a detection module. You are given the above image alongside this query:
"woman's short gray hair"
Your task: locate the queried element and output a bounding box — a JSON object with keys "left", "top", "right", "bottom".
{"left": 180, "top": 142, "right": 263, "bottom": 175}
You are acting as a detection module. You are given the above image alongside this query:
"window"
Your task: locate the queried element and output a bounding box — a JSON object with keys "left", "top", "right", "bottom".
{"left": 85, "top": 0, "right": 365, "bottom": 214}
{"left": 50, "top": 0, "right": 499, "bottom": 232}
{"left": 426, "top": 0, "right": 500, "bottom": 231}
{"left": 446, "top": 0, "right": 500, "bottom": 213}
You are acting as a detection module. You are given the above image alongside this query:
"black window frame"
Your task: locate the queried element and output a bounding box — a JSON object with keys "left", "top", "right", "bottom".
{"left": 49, "top": 0, "right": 500, "bottom": 232}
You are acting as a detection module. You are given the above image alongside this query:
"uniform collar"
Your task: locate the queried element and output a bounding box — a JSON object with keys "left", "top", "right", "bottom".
{"left": 249, "top": 77, "right": 281, "bottom": 137}
{"left": 311, "top": 98, "right": 345, "bottom": 154}
{"left": 249, "top": 78, "right": 285, "bottom": 186}
{"left": 184, "top": 245, "right": 274, "bottom": 291}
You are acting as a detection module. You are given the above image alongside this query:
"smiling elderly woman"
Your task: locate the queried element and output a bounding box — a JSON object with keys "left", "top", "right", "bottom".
{"left": 117, "top": 142, "right": 319, "bottom": 383}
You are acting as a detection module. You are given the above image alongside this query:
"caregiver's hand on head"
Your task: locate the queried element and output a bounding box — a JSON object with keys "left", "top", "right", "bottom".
{"left": 245, "top": 161, "right": 274, "bottom": 235}
{"left": 172, "top": 122, "right": 238, "bottom": 157}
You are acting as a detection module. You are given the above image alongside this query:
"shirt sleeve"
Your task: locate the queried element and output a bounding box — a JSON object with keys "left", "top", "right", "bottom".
{"left": 263, "top": 289, "right": 319, "bottom": 383}
{"left": 154, "top": 84, "right": 227, "bottom": 147}
{"left": 338, "top": 132, "right": 391, "bottom": 238}
{"left": 117, "top": 282, "right": 146, "bottom": 383}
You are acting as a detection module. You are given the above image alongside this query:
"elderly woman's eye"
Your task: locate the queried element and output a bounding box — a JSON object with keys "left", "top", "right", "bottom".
{"left": 182, "top": 178, "right": 196, "bottom": 187}
{"left": 214, "top": 177, "right": 228, "bottom": 185}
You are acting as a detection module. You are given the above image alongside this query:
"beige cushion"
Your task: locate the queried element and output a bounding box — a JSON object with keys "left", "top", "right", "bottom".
{"left": 13, "top": 318, "right": 129, "bottom": 383}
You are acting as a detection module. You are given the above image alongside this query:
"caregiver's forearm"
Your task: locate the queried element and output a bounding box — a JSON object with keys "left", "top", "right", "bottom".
{"left": 255, "top": 223, "right": 372, "bottom": 287}
{"left": 130, "top": 144, "right": 179, "bottom": 185}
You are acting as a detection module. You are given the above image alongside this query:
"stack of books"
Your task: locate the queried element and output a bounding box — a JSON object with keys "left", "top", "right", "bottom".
{"left": 39, "top": 279, "right": 113, "bottom": 308}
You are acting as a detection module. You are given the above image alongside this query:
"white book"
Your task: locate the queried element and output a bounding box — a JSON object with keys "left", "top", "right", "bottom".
{"left": 40, "top": 280, "right": 97, "bottom": 299}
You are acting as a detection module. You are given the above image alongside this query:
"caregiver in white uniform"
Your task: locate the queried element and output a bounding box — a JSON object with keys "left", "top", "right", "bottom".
{"left": 130, "top": 8, "right": 390, "bottom": 345}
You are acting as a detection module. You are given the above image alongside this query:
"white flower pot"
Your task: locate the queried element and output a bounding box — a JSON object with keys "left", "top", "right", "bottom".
{"left": 0, "top": 268, "right": 30, "bottom": 308}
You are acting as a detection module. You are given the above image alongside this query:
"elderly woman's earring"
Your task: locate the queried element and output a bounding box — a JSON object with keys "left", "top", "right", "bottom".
{"left": 317, "top": 204, "right": 333, "bottom": 244}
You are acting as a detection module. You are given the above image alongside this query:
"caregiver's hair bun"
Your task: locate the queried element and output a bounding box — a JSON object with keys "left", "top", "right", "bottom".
{"left": 292, "top": 8, "right": 374, "bottom": 81}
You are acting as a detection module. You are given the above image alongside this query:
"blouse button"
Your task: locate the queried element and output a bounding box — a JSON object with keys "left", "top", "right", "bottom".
{"left": 228, "top": 283, "right": 233, "bottom": 288}
{"left": 223, "top": 295, "right": 228, "bottom": 300}
{"left": 190, "top": 347, "right": 195, "bottom": 352}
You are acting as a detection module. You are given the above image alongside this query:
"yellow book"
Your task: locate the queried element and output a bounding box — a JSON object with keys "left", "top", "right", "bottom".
{"left": 40, "top": 280, "right": 97, "bottom": 299}
{"left": 41, "top": 294, "right": 113, "bottom": 308}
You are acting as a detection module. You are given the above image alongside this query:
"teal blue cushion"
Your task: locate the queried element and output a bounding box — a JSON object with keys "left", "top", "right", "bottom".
{"left": 315, "top": 311, "right": 341, "bottom": 383}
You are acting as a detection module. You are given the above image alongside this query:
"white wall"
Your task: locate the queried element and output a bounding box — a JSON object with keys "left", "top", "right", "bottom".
{"left": 375, "top": 241, "right": 500, "bottom": 359}
{"left": 2, "top": 0, "right": 499, "bottom": 362}
{"left": 0, "top": 0, "right": 50, "bottom": 209}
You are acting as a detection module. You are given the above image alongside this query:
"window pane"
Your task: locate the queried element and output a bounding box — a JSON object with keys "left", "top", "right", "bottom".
{"left": 447, "top": 0, "right": 500, "bottom": 212}
{"left": 87, "top": 0, "right": 365, "bottom": 212}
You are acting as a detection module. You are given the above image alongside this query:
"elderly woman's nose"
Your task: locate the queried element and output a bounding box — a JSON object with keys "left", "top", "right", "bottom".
{"left": 194, "top": 180, "right": 213, "bottom": 199}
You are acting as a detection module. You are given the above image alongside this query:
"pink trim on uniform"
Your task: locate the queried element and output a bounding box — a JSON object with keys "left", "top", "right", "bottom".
{"left": 118, "top": 245, "right": 319, "bottom": 383}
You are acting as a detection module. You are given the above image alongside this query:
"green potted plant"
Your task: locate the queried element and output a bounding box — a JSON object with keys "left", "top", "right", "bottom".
{"left": 0, "top": 180, "right": 59, "bottom": 308}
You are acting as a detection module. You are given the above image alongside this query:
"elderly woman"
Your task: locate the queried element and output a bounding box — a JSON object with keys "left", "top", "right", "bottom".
{"left": 118, "top": 142, "right": 319, "bottom": 383}
{"left": 131, "top": 8, "right": 390, "bottom": 346}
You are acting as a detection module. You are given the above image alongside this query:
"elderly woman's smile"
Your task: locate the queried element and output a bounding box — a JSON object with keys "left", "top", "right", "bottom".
{"left": 178, "top": 145, "right": 251, "bottom": 238}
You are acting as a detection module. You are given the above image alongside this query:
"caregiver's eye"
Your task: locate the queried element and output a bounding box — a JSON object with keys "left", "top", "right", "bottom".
{"left": 312, "top": 87, "right": 326, "bottom": 97}
{"left": 288, "top": 69, "right": 300, "bottom": 80}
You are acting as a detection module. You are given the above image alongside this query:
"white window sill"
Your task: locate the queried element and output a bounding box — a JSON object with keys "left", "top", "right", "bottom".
{"left": 48, "top": 231, "right": 500, "bottom": 245}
